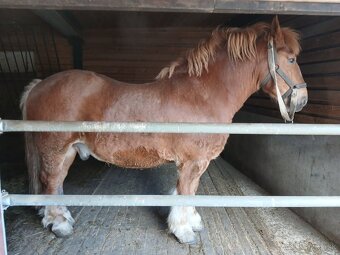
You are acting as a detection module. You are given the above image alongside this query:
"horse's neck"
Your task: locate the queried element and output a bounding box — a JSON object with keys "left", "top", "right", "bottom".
{"left": 198, "top": 54, "right": 260, "bottom": 122}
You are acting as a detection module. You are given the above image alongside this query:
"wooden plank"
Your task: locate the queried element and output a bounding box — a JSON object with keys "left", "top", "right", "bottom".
{"left": 300, "top": 17, "right": 340, "bottom": 39}
{"left": 1, "top": 1, "right": 340, "bottom": 15}
{"left": 299, "top": 47, "right": 340, "bottom": 64}
{"left": 0, "top": 24, "right": 73, "bottom": 77}
{"left": 260, "top": 74, "right": 340, "bottom": 91}
{"left": 247, "top": 98, "right": 340, "bottom": 120}
{"left": 243, "top": 106, "right": 340, "bottom": 123}
{"left": 305, "top": 75, "right": 340, "bottom": 90}
{"left": 280, "top": 16, "right": 330, "bottom": 30}
{"left": 253, "top": 89, "right": 340, "bottom": 106}
{"left": 199, "top": 173, "right": 245, "bottom": 254}
{"left": 215, "top": 0, "right": 340, "bottom": 15}
{"left": 84, "top": 27, "right": 214, "bottom": 34}
{"left": 81, "top": 26, "right": 213, "bottom": 83}
{"left": 0, "top": 0, "right": 215, "bottom": 12}
{"left": 33, "top": 10, "right": 81, "bottom": 39}
{"left": 4, "top": 159, "right": 340, "bottom": 253}
{"left": 72, "top": 11, "right": 236, "bottom": 29}
{"left": 209, "top": 161, "right": 273, "bottom": 255}
{"left": 300, "top": 60, "right": 340, "bottom": 75}
{"left": 302, "top": 30, "right": 340, "bottom": 52}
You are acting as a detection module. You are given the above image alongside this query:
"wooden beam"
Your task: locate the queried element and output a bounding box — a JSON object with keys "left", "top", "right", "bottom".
{"left": 0, "top": 0, "right": 215, "bottom": 12}
{"left": 215, "top": 0, "right": 340, "bottom": 16}
{"left": 33, "top": 10, "right": 83, "bottom": 69}
{"left": 33, "top": 10, "right": 81, "bottom": 39}
{"left": 0, "top": 0, "right": 340, "bottom": 15}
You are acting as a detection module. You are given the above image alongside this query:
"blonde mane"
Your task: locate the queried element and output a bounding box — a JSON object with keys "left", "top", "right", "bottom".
{"left": 156, "top": 23, "right": 300, "bottom": 79}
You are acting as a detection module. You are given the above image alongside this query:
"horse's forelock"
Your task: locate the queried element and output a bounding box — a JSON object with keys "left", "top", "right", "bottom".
{"left": 281, "top": 28, "right": 301, "bottom": 56}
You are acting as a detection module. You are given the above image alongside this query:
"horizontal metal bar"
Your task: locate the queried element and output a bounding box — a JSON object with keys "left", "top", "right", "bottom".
{"left": 1, "top": 119, "right": 340, "bottom": 135}
{"left": 3, "top": 194, "right": 340, "bottom": 208}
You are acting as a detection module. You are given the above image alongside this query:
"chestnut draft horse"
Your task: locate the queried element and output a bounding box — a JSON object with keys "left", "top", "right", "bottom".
{"left": 21, "top": 17, "right": 308, "bottom": 244}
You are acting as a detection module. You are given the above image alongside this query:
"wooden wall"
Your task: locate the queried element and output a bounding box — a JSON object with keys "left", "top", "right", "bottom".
{"left": 83, "top": 27, "right": 213, "bottom": 83}
{"left": 80, "top": 11, "right": 236, "bottom": 83}
{"left": 245, "top": 16, "right": 340, "bottom": 124}
{"left": 0, "top": 10, "right": 73, "bottom": 77}
{"left": 0, "top": 10, "right": 73, "bottom": 118}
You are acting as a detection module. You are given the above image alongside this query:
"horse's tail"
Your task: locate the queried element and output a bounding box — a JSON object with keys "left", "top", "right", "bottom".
{"left": 20, "top": 79, "right": 41, "bottom": 118}
{"left": 20, "top": 79, "right": 42, "bottom": 194}
{"left": 24, "top": 132, "right": 42, "bottom": 194}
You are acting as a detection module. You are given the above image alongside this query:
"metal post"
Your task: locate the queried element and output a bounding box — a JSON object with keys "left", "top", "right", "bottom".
{"left": 0, "top": 180, "right": 7, "bottom": 255}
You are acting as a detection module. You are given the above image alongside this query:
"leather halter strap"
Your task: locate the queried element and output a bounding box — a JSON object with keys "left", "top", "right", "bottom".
{"left": 259, "top": 38, "right": 307, "bottom": 122}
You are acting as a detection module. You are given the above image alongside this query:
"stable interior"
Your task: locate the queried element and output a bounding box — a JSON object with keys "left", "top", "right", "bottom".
{"left": 0, "top": 9, "right": 339, "bottom": 254}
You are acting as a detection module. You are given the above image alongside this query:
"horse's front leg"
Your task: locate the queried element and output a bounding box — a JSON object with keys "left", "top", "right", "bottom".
{"left": 39, "top": 147, "right": 76, "bottom": 237}
{"left": 168, "top": 160, "right": 209, "bottom": 244}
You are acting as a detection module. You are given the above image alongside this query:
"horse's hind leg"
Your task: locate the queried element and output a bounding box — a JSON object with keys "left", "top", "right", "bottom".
{"left": 168, "top": 160, "right": 209, "bottom": 244}
{"left": 39, "top": 145, "right": 77, "bottom": 237}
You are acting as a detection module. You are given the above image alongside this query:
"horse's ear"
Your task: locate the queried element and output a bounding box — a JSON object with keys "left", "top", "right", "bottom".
{"left": 271, "top": 16, "right": 284, "bottom": 46}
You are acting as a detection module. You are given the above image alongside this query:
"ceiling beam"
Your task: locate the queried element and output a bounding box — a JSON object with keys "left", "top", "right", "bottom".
{"left": 0, "top": 1, "right": 340, "bottom": 16}
{"left": 33, "top": 10, "right": 81, "bottom": 39}
{"left": 34, "top": 10, "right": 83, "bottom": 69}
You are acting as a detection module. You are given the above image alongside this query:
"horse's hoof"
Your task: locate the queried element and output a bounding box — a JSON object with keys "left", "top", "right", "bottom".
{"left": 52, "top": 221, "right": 74, "bottom": 237}
{"left": 189, "top": 211, "right": 204, "bottom": 232}
{"left": 174, "top": 228, "right": 197, "bottom": 244}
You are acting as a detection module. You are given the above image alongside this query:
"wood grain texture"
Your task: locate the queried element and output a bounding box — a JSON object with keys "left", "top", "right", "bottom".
{"left": 3, "top": 158, "right": 338, "bottom": 254}
{"left": 1, "top": 0, "right": 340, "bottom": 15}
{"left": 83, "top": 27, "right": 213, "bottom": 83}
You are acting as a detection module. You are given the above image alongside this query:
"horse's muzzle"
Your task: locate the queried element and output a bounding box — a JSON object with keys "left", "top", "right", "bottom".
{"left": 294, "top": 95, "right": 308, "bottom": 112}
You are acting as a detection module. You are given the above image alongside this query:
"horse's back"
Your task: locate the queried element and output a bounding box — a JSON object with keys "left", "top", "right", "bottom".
{"left": 24, "top": 70, "right": 129, "bottom": 121}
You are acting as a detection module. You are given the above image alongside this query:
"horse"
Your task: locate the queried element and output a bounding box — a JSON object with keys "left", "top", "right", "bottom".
{"left": 20, "top": 17, "right": 308, "bottom": 244}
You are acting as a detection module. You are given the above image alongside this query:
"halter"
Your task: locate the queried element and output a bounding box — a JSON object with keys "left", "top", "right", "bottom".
{"left": 259, "top": 38, "right": 307, "bottom": 122}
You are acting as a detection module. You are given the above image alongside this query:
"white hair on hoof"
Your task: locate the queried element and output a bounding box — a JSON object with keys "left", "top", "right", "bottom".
{"left": 188, "top": 207, "right": 204, "bottom": 232}
{"left": 168, "top": 206, "right": 197, "bottom": 244}
{"left": 167, "top": 188, "right": 204, "bottom": 244}
{"left": 41, "top": 206, "right": 75, "bottom": 237}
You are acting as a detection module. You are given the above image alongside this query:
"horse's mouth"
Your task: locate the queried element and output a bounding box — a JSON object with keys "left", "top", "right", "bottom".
{"left": 283, "top": 94, "right": 308, "bottom": 115}
{"left": 294, "top": 96, "right": 308, "bottom": 112}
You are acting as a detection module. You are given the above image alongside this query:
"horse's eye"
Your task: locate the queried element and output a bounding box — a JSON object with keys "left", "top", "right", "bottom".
{"left": 288, "top": 58, "right": 296, "bottom": 64}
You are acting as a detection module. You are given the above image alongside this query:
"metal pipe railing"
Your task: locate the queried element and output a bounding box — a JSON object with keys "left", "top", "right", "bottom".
{"left": 2, "top": 194, "right": 340, "bottom": 208}
{"left": 1, "top": 119, "right": 340, "bottom": 135}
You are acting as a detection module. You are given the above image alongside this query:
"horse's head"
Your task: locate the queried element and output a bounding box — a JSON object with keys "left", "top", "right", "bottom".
{"left": 259, "top": 17, "right": 308, "bottom": 122}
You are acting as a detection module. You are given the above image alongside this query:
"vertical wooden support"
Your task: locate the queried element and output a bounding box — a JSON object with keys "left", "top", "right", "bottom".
{"left": 70, "top": 37, "right": 83, "bottom": 69}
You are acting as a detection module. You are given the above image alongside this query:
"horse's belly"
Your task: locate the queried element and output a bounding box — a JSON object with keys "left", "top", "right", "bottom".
{"left": 96, "top": 146, "right": 168, "bottom": 169}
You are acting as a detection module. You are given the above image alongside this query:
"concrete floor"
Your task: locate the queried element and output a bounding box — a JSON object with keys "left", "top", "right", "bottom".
{"left": 2, "top": 157, "right": 339, "bottom": 255}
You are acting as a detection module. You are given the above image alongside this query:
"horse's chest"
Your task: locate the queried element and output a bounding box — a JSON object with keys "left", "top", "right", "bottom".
{"left": 192, "top": 134, "right": 228, "bottom": 158}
